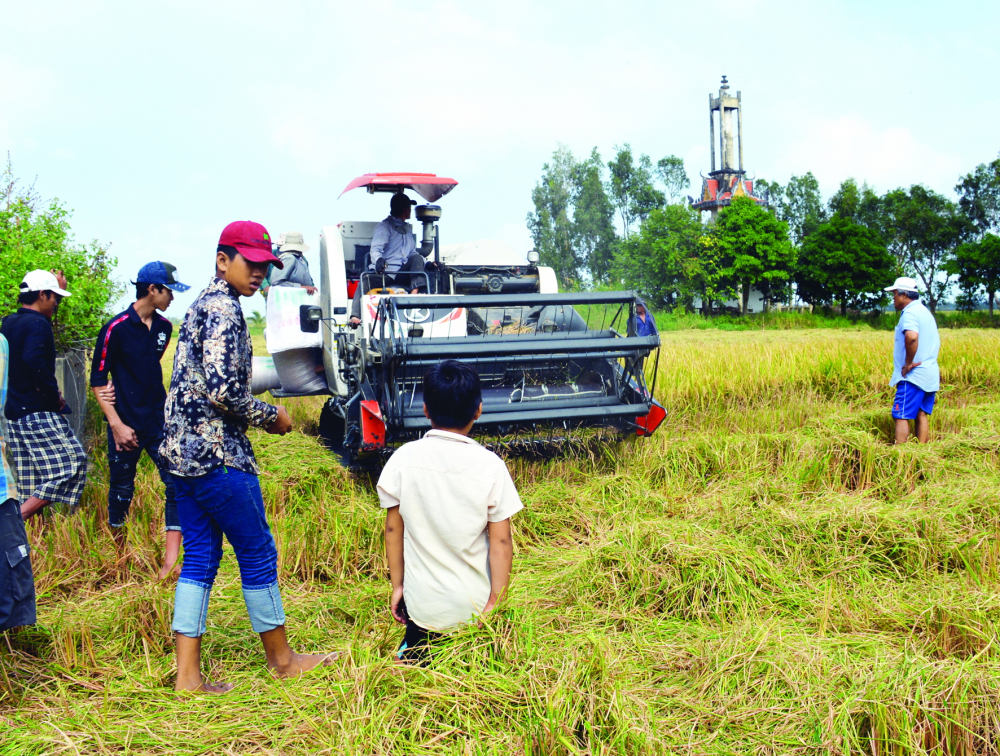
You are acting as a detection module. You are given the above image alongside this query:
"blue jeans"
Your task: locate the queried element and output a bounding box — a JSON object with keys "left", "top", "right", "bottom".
{"left": 107, "top": 427, "right": 179, "bottom": 531}
{"left": 170, "top": 466, "right": 285, "bottom": 638}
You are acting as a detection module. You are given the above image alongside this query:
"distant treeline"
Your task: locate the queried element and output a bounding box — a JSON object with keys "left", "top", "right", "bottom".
{"left": 527, "top": 145, "right": 1000, "bottom": 315}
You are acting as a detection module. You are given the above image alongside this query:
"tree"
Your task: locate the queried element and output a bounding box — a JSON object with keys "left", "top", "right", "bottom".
{"left": 655, "top": 155, "right": 690, "bottom": 204}
{"left": 944, "top": 234, "right": 1000, "bottom": 315}
{"left": 755, "top": 179, "right": 784, "bottom": 217}
{"left": 828, "top": 178, "right": 884, "bottom": 231}
{"left": 606, "top": 144, "right": 663, "bottom": 238}
{"left": 795, "top": 215, "right": 895, "bottom": 315}
{"left": 713, "top": 197, "right": 796, "bottom": 314}
{"left": 570, "top": 148, "right": 618, "bottom": 284}
{"left": 1, "top": 156, "right": 121, "bottom": 352}
{"left": 527, "top": 145, "right": 579, "bottom": 287}
{"left": 611, "top": 204, "right": 709, "bottom": 310}
{"left": 782, "top": 172, "right": 827, "bottom": 245}
{"left": 881, "top": 185, "right": 970, "bottom": 312}
{"left": 956, "top": 157, "right": 1000, "bottom": 238}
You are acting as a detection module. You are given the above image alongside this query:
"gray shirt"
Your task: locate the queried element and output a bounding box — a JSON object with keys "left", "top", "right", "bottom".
{"left": 269, "top": 252, "right": 314, "bottom": 288}
{"left": 370, "top": 216, "right": 417, "bottom": 274}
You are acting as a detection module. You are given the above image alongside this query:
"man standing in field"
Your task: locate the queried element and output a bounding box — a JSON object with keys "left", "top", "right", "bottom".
{"left": 160, "top": 221, "right": 334, "bottom": 693}
{"left": 885, "top": 276, "right": 940, "bottom": 444}
{"left": 0, "top": 270, "right": 88, "bottom": 520}
{"left": 91, "top": 261, "right": 190, "bottom": 579}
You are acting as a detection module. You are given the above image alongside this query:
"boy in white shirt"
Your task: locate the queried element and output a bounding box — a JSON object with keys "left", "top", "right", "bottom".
{"left": 377, "top": 360, "right": 523, "bottom": 663}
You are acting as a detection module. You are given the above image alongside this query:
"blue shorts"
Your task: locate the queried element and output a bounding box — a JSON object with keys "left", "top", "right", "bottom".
{"left": 892, "top": 381, "right": 935, "bottom": 420}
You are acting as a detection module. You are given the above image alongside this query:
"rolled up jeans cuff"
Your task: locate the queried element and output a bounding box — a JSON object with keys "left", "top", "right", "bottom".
{"left": 164, "top": 525, "right": 182, "bottom": 532}
{"left": 242, "top": 582, "right": 285, "bottom": 633}
{"left": 172, "top": 579, "right": 212, "bottom": 638}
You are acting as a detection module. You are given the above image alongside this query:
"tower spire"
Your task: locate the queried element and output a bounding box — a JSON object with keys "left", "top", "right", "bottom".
{"left": 691, "top": 76, "right": 766, "bottom": 218}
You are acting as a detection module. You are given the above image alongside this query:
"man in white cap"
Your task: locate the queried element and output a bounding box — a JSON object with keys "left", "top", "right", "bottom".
{"left": 267, "top": 232, "right": 316, "bottom": 294}
{"left": 885, "top": 276, "right": 940, "bottom": 444}
{"left": 0, "top": 270, "right": 88, "bottom": 519}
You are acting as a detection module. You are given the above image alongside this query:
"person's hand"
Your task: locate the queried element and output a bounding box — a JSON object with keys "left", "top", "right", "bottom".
{"left": 97, "top": 382, "right": 117, "bottom": 404}
{"left": 901, "top": 361, "right": 922, "bottom": 378}
{"left": 304, "top": 286, "right": 317, "bottom": 295}
{"left": 51, "top": 269, "right": 68, "bottom": 290}
{"left": 57, "top": 394, "right": 67, "bottom": 411}
{"left": 267, "top": 406, "right": 292, "bottom": 435}
{"left": 349, "top": 316, "right": 361, "bottom": 328}
{"left": 111, "top": 422, "right": 139, "bottom": 451}
{"left": 483, "top": 592, "right": 500, "bottom": 614}
{"left": 374, "top": 257, "right": 387, "bottom": 274}
{"left": 390, "top": 585, "right": 406, "bottom": 625}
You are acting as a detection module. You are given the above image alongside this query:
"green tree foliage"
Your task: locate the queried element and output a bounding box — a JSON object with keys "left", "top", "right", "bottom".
{"left": 782, "top": 172, "right": 828, "bottom": 245}
{"left": 713, "top": 197, "right": 796, "bottom": 314}
{"left": 955, "top": 157, "right": 1000, "bottom": 238}
{"left": 944, "top": 234, "right": 1000, "bottom": 315}
{"left": 828, "top": 178, "right": 884, "bottom": 231}
{"left": 755, "top": 179, "right": 784, "bottom": 216}
{"left": 0, "top": 158, "right": 121, "bottom": 351}
{"left": 527, "top": 146, "right": 578, "bottom": 287}
{"left": 611, "top": 204, "right": 718, "bottom": 311}
{"left": 606, "top": 144, "right": 663, "bottom": 238}
{"left": 795, "top": 215, "right": 895, "bottom": 315}
{"left": 655, "top": 155, "right": 690, "bottom": 204}
{"left": 570, "top": 148, "right": 618, "bottom": 284}
{"left": 882, "top": 185, "right": 970, "bottom": 312}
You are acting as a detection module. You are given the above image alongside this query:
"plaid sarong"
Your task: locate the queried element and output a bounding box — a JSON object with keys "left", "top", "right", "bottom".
{"left": 7, "top": 412, "right": 87, "bottom": 508}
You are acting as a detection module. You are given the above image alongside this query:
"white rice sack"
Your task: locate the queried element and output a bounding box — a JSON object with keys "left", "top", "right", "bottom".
{"left": 250, "top": 356, "right": 281, "bottom": 396}
{"left": 265, "top": 286, "right": 322, "bottom": 353}
{"left": 272, "top": 348, "right": 327, "bottom": 394}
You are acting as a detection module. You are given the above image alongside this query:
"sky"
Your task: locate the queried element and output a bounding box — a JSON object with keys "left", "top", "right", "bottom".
{"left": 3, "top": 0, "right": 999, "bottom": 314}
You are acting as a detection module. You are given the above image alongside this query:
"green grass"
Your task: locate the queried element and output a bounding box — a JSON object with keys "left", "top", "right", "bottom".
{"left": 4, "top": 328, "right": 1000, "bottom": 754}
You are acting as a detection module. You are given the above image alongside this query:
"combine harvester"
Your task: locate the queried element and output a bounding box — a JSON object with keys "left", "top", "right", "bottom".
{"left": 273, "top": 172, "right": 665, "bottom": 468}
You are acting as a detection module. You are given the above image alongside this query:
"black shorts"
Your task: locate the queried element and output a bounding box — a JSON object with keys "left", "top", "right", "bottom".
{"left": 397, "top": 618, "right": 443, "bottom": 665}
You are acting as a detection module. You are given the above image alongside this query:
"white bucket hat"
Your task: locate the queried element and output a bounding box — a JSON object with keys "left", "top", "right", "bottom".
{"left": 884, "top": 276, "right": 919, "bottom": 292}
{"left": 278, "top": 231, "right": 310, "bottom": 254}
{"left": 20, "top": 269, "right": 71, "bottom": 297}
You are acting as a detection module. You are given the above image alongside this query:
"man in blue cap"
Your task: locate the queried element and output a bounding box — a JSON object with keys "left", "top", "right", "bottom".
{"left": 91, "top": 261, "right": 190, "bottom": 579}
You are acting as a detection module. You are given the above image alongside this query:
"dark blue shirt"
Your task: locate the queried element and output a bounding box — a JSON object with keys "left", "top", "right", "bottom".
{"left": 0, "top": 308, "right": 64, "bottom": 421}
{"left": 632, "top": 313, "right": 657, "bottom": 337}
{"left": 90, "top": 304, "right": 173, "bottom": 439}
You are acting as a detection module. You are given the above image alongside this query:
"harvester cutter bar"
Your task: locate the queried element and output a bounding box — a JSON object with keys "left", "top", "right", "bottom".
{"left": 401, "top": 402, "right": 651, "bottom": 431}
{"left": 395, "top": 333, "right": 659, "bottom": 359}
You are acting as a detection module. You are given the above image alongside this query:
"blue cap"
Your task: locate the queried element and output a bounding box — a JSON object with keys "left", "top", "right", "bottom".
{"left": 135, "top": 261, "right": 190, "bottom": 292}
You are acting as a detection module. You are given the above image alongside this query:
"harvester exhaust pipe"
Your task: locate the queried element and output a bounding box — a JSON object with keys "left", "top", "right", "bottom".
{"left": 415, "top": 204, "right": 441, "bottom": 258}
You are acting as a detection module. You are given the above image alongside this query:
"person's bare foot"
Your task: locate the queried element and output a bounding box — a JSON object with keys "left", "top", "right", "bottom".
{"left": 174, "top": 677, "right": 234, "bottom": 694}
{"left": 268, "top": 651, "right": 339, "bottom": 679}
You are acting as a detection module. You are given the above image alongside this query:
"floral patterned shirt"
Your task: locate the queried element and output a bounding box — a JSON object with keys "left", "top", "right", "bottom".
{"left": 160, "top": 278, "right": 277, "bottom": 476}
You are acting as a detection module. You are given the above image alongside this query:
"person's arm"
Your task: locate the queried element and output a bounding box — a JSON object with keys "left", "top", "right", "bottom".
{"left": 200, "top": 309, "right": 285, "bottom": 431}
{"left": 384, "top": 505, "right": 406, "bottom": 624}
{"left": 90, "top": 320, "right": 138, "bottom": 450}
{"left": 484, "top": 518, "right": 513, "bottom": 613}
{"left": 24, "top": 320, "right": 62, "bottom": 408}
{"left": 369, "top": 223, "right": 390, "bottom": 270}
{"left": 902, "top": 330, "right": 921, "bottom": 377}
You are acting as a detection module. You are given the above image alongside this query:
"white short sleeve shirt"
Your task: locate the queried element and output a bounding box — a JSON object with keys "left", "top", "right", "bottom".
{"left": 890, "top": 300, "right": 940, "bottom": 392}
{"left": 377, "top": 429, "right": 523, "bottom": 632}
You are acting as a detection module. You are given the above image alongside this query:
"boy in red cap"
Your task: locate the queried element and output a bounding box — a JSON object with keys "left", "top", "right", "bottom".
{"left": 160, "top": 221, "right": 335, "bottom": 692}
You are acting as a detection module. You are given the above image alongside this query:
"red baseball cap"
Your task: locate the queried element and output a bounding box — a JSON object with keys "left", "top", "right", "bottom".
{"left": 218, "top": 221, "right": 283, "bottom": 269}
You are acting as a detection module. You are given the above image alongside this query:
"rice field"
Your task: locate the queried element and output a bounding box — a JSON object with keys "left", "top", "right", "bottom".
{"left": 4, "top": 326, "right": 1000, "bottom": 754}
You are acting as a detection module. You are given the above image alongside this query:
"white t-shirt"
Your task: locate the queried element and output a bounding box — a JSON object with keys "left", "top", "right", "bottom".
{"left": 377, "top": 429, "right": 524, "bottom": 631}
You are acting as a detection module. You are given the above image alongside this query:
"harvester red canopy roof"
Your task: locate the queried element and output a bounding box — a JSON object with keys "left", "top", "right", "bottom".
{"left": 339, "top": 172, "right": 458, "bottom": 203}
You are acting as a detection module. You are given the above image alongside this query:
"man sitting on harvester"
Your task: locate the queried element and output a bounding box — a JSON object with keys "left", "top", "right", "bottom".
{"left": 349, "top": 192, "right": 428, "bottom": 325}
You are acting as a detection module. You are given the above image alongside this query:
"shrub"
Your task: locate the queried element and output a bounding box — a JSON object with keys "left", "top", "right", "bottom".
{"left": 0, "top": 156, "right": 122, "bottom": 351}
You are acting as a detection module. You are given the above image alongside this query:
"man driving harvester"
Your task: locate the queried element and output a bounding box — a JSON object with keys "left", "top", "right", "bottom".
{"left": 349, "top": 192, "right": 428, "bottom": 325}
